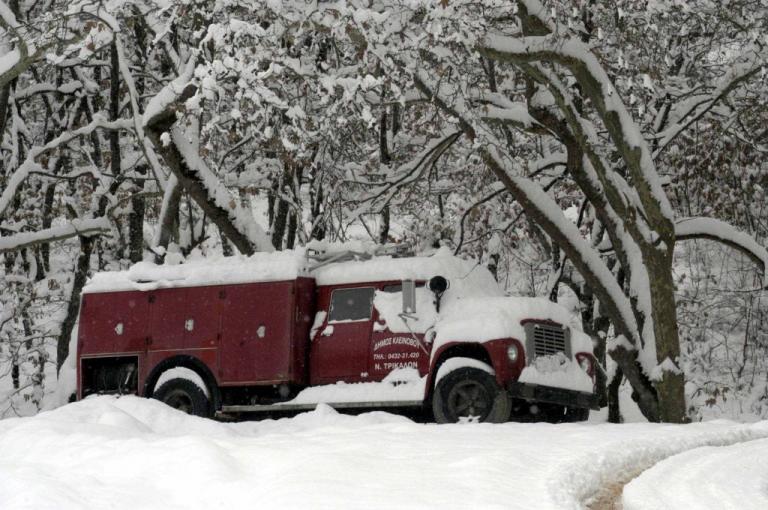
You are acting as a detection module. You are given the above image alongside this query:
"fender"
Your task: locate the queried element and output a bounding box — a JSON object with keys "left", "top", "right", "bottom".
{"left": 424, "top": 338, "right": 526, "bottom": 400}
{"left": 143, "top": 355, "right": 222, "bottom": 411}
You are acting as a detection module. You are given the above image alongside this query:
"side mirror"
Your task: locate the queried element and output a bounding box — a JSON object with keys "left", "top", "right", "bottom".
{"left": 428, "top": 275, "right": 449, "bottom": 313}
{"left": 428, "top": 276, "right": 448, "bottom": 294}
{"left": 402, "top": 279, "right": 416, "bottom": 314}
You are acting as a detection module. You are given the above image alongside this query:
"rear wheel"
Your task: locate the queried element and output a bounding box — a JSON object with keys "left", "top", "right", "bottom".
{"left": 432, "top": 367, "right": 510, "bottom": 424}
{"left": 153, "top": 378, "right": 212, "bottom": 418}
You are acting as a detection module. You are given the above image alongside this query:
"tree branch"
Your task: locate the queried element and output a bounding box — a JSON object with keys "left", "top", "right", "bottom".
{"left": 0, "top": 218, "right": 111, "bottom": 253}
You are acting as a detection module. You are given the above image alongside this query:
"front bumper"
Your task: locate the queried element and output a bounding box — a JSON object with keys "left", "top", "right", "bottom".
{"left": 506, "top": 381, "right": 600, "bottom": 410}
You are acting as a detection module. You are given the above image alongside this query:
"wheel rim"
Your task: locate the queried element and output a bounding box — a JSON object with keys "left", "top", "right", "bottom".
{"left": 164, "top": 389, "right": 194, "bottom": 414}
{"left": 447, "top": 380, "right": 491, "bottom": 422}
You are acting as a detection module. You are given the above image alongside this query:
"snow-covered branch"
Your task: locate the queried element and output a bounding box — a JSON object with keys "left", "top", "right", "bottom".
{"left": 0, "top": 1, "right": 34, "bottom": 88}
{"left": 676, "top": 217, "right": 768, "bottom": 279}
{"left": 482, "top": 147, "right": 641, "bottom": 347}
{"left": 0, "top": 217, "right": 111, "bottom": 253}
{"left": 169, "top": 125, "right": 273, "bottom": 253}
{"left": 473, "top": 92, "right": 542, "bottom": 131}
{"left": 0, "top": 116, "right": 132, "bottom": 218}
{"left": 653, "top": 59, "right": 765, "bottom": 158}
{"left": 478, "top": 33, "right": 675, "bottom": 230}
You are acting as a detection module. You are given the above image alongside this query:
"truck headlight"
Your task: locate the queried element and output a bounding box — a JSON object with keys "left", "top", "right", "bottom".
{"left": 507, "top": 344, "right": 519, "bottom": 362}
{"left": 576, "top": 354, "right": 594, "bottom": 378}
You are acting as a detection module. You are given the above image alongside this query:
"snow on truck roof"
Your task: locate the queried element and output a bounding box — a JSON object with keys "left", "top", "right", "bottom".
{"left": 83, "top": 247, "right": 495, "bottom": 293}
{"left": 312, "top": 247, "right": 499, "bottom": 286}
{"left": 83, "top": 250, "right": 312, "bottom": 293}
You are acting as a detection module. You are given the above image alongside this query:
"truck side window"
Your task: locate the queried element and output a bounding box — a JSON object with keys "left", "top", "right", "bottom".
{"left": 328, "top": 287, "right": 375, "bottom": 322}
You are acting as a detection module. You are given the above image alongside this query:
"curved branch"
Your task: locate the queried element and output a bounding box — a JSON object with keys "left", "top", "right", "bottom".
{"left": 675, "top": 217, "right": 768, "bottom": 277}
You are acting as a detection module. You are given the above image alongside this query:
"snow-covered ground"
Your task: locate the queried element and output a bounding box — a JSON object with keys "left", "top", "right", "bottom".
{"left": 623, "top": 438, "right": 768, "bottom": 510}
{"left": 1, "top": 396, "right": 767, "bottom": 510}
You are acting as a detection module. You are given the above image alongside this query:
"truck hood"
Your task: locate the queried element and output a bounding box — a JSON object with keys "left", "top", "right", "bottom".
{"left": 433, "top": 296, "right": 592, "bottom": 353}
{"left": 373, "top": 291, "right": 593, "bottom": 357}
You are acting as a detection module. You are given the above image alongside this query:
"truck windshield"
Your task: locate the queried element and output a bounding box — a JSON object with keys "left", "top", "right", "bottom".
{"left": 329, "top": 287, "right": 375, "bottom": 322}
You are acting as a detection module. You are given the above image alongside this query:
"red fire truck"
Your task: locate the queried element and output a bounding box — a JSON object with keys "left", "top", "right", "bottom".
{"left": 77, "top": 248, "right": 598, "bottom": 423}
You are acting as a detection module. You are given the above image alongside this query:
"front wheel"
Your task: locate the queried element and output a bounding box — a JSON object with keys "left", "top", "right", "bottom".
{"left": 432, "top": 367, "right": 510, "bottom": 424}
{"left": 153, "top": 378, "right": 212, "bottom": 418}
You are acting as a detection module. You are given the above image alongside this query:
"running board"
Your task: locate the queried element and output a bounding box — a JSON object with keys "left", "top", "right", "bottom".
{"left": 219, "top": 400, "right": 424, "bottom": 414}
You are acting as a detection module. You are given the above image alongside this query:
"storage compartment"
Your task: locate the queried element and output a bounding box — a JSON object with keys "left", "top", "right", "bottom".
{"left": 218, "top": 280, "right": 309, "bottom": 385}
{"left": 81, "top": 355, "right": 139, "bottom": 397}
{"left": 79, "top": 291, "right": 148, "bottom": 355}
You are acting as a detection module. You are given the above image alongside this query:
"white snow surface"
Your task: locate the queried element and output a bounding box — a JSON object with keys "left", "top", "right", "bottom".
{"left": 1, "top": 396, "right": 767, "bottom": 510}
{"left": 519, "top": 353, "right": 594, "bottom": 393}
{"left": 0, "top": 49, "right": 20, "bottom": 77}
{"left": 373, "top": 286, "right": 438, "bottom": 333}
{"left": 283, "top": 368, "right": 425, "bottom": 404}
{"left": 312, "top": 246, "right": 501, "bottom": 287}
{"left": 83, "top": 250, "right": 311, "bottom": 293}
{"left": 434, "top": 357, "right": 494, "bottom": 383}
{"left": 623, "top": 438, "right": 768, "bottom": 510}
{"left": 84, "top": 246, "right": 488, "bottom": 292}
{"left": 433, "top": 296, "right": 592, "bottom": 355}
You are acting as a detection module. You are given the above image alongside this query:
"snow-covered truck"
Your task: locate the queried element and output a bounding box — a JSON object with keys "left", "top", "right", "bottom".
{"left": 77, "top": 248, "right": 598, "bottom": 423}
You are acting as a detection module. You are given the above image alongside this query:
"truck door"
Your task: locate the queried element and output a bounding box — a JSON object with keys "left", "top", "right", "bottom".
{"left": 310, "top": 286, "right": 374, "bottom": 383}
{"left": 369, "top": 283, "right": 431, "bottom": 381}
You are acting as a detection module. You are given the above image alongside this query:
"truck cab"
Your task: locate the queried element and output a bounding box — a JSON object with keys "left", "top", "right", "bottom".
{"left": 77, "top": 248, "right": 598, "bottom": 423}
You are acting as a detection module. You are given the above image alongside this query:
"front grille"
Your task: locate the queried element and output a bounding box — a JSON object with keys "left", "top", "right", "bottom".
{"left": 532, "top": 323, "right": 566, "bottom": 357}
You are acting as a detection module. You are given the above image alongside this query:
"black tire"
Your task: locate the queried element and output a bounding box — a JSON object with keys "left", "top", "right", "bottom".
{"left": 432, "top": 367, "right": 511, "bottom": 424}
{"left": 153, "top": 378, "right": 212, "bottom": 417}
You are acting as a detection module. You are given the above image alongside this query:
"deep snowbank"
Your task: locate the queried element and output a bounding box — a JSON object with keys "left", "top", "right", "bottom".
{"left": 1, "top": 397, "right": 768, "bottom": 509}
{"left": 622, "top": 438, "right": 768, "bottom": 510}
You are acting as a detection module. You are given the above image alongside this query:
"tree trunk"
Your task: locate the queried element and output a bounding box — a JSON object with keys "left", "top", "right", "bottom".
{"left": 0, "top": 0, "right": 19, "bottom": 137}
{"left": 144, "top": 81, "right": 262, "bottom": 255}
{"left": 128, "top": 188, "right": 145, "bottom": 262}
{"left": 309, "top": 168, "right": 325, "bottom": 241}
{"left": 56, "top": 235, "right": 94, "bottom": 373}
{"left": 0, "top": 82, "right": 11, "bottom": 143}
{"left": 11, "top": 352, "right": 19, "bottom": 389}
{"left": 155, "top": 177, "right": 182, "bottom": 261}
{"left": 608, "top": 366, "right": 623, "bottom": 423}
{"left": 221, "top": 230, "right": 233, "bottom": 256}
{"left": 286, "top": 212, "right": 298, "bottom": 249}
{"left": 271, "top": 199, "right": 289, "bottom": 249}
{"left": 610, "top": 345, "right": 660, "bottom": 422}
{"left": 40, "top": 181, "right": 56, "bottom": 272}
{"left": 378, "top": 105, "right": 393, "bottom": 245}
{"left": 379, "top": 205, "right": 390, "bottom": 244}
{"left": 646, "top": 248, "right": 688, "bottom": 423}
{"left": 271, "top": 166, "right": 291, "bottom": 249}
{"left": 145, "top": 126, "right": 257, "bottom": 255}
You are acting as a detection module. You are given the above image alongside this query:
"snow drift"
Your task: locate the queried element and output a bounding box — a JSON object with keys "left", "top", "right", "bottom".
{"left": 1, "top": 396, "right": 767, "bottom": 510}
